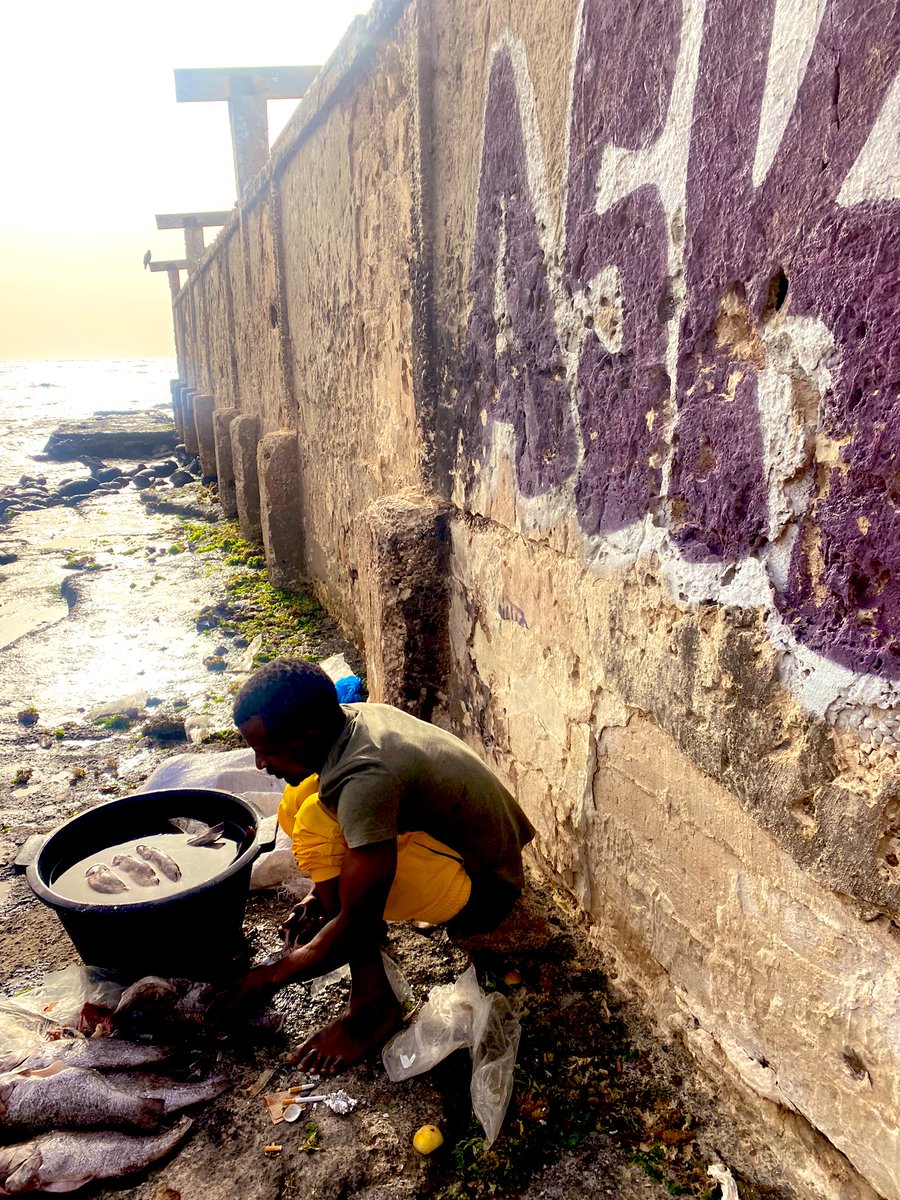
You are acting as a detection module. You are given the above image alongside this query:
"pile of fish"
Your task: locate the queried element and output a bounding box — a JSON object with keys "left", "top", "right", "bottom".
{"left": 0, "top": 976, "right": 231, "bottom": 1193}
{"left": 85, "top": 819, "right": 225, "bottom": 896}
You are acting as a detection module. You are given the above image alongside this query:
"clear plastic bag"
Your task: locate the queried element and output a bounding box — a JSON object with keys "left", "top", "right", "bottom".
{"left": 382, "top": 965, "right": 520, "bottom": 1146}
{"left": 0, "top": 966, "right": 126, "bottom": 1069}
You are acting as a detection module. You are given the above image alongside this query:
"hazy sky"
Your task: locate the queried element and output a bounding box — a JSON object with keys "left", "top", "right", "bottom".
{"left": 0, "top": 0, "right": 372, "bottom": 360}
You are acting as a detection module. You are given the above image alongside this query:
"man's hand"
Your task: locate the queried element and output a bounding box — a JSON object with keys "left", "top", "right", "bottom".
{"left": 280, "top": 892, "right": 328, "bottom": 948}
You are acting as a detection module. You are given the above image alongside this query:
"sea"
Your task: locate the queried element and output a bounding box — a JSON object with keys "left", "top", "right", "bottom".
{"left": 0, "top": 359, "right": 178, "bottom": 488}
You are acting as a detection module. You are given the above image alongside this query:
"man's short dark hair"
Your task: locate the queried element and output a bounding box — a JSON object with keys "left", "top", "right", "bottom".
{"left": 233, "top": 658, "right": 341, "bottom": 740}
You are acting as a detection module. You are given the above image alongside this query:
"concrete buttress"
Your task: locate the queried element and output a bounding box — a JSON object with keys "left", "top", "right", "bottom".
{"left": 230, "top": 414, "right": 262, "bottom": 543}
{"left": 192, "top": 394, "right": 217, "bottom": 478}
{"left": 258, "top": 431, "right": 305, "bottom": 588}
{"left": 213, "top": 407, "right": 240, "bottom": 518}
{"left": 361, "top": 491, "right": 450, "bottom": 721}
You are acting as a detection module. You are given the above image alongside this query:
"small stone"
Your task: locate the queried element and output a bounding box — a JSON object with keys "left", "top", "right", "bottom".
{"left": 17, "top": 709, "right": 38, "bottom": 726}
{"left": 204, "top": 656, "right": 227, "bottom": 672}
{"left": 169, "top": 469, "right": 193, "bottom": 488}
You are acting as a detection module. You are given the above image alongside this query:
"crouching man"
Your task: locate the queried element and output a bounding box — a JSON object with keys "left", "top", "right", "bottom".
{"left": 232, "top": 658, "right": 535, "bottom": 1076}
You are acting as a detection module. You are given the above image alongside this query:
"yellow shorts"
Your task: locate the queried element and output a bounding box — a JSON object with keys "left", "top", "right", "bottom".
{"left": 278, "top": 776, "right": 472, "bottom": 925}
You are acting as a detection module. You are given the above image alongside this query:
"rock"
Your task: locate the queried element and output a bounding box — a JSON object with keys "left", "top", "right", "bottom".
{"left": 17, "top": 708, "right": 38, "bottom": 726}
{"left": 95, "top": 466, "right": 123, "bottom": 483}
{"left": 204, "top": 656, "right": 227, "bottom": 671}
{"left": 153, "top": 459, "right": 178, "bottom": 477}
{"left": 0, "top": 552, "right": 19, "bottom": 565}
{"left": 132, "top": 472, "right": 157, "bottom": 490}
{"left": 43, "top": 412, "right": 177, "bottom": 461}
{"left": 142, "top": 714, "right": 188, "bottom": 743}
{"left": 169, "top": 469, "right": 194, "bottom": 487}
{"left": 57, "top": 478, "right": 99, "bottom": 498}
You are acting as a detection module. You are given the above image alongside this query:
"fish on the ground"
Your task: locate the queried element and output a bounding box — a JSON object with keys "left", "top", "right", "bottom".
{"left": 113, "top": 977, "right": 216, "bottom": 1033}
{"left": 85, "top": 864, "right": 128, "bottom": 895}
{"left": 0, "top": 1066, "right": 164, "bottom": 1136}
{"left": 168, "top": 818, "right": 225, "bottom": 847}
{"left": 106, "top": 1070, "right": 229, "bottom": 1113}
{"left": 0, "top": 1115, "right": 192, "bottom": 1194}
{"left": 136, "top": 844, "right": 181, "bottom": 881}
{"left": 2, "top": 1037, "right": 171, "bottom": 1075}
{"left": 111, "top": 855, "right": 160, "bottom": 887}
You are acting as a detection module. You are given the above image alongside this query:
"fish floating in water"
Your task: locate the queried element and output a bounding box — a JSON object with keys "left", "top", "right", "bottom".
{"left": 84, "top": 864, "right": 127, "bottom": 895}
{"left": 0, "top": 1066, "right": 165, "bottom": 1137}
{"left": 136, "top": 844, "right": 181, "bottom": 881}
{"left": 0, "top": 1115, "right": 192, "bottom": 1194}
{"left": 168, "top": 818, "right": 225, "bottom": 847}
{"left": 111, "top": 854, "right": 160, "bottom": 887}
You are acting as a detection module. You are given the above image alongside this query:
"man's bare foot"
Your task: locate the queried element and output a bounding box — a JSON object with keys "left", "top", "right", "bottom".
{"left": 287, "top": 996, "right": 404, "bottom": 1077}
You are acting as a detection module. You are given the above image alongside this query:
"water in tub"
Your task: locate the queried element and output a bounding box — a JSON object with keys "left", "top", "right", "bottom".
{"left": 52, "top": 831, "right": 240, "bottom": 904}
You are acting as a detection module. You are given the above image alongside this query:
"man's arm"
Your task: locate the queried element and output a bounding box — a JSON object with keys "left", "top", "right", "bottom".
{"left": 239, "top": 839, "right": 398, "bottom": 998}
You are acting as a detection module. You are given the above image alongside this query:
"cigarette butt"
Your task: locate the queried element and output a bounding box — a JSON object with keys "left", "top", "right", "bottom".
{"left": 264, "top": 1144, "right": 282, "bottom": 1153}
{"left": 288, "top": 1086, "right": 302, "bottom": 1095}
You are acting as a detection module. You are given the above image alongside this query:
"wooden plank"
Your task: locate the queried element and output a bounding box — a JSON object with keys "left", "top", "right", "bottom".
{"left": 174, "top": 66, "right": 320, "bottom": 102}
{"left": 155, "top": 211, "right": 231, "bottom": 229}
{"left": 148, "top": 260, "right": 188, "bottom": 272}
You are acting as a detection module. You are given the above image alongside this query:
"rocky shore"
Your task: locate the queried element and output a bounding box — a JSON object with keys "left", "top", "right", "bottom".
{"left": 0, "top": 442, "right": 781, "bottom": 1200}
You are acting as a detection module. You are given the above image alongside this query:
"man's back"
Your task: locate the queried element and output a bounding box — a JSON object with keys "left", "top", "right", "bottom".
{"left": 317, "top": 703, "right": 535, "bottom": 889}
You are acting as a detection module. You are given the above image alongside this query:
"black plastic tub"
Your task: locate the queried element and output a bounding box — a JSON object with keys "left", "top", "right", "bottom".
{"left": 26, "top": 788, "right": 274, "bottom": 981}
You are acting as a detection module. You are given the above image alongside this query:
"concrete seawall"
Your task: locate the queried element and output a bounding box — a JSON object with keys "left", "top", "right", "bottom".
{"left": 168, "top": 3, "right": 900, "bottom": 1196}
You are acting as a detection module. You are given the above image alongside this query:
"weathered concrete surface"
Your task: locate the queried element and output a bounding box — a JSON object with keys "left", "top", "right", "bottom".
{"left": 361, "top": 489, "right": 449, "bottom": 720}
{"left": 180, "top": 388, "right": 200, "bottom": 455}
{"left": 171, "top": 381, "right": 187, "bottom": 442}
{"left": 213, "top": 406, "right": 240, "bottom": 518}
{"left": 43, "top": 411, "right": 177, "bottom": 461}
{"left": 167, "top": 1, "right": 900, "bottom": 1195}
{"left": 192, "top": 393, "right": 217, "bottom": 478}
{"left": 258, "top": 431, "right": 304, "bottom": 588}
{"left": 231, "top": 414, "right": 262, "bottom": 543}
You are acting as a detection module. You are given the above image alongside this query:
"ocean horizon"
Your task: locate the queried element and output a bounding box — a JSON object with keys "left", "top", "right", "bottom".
{"left": 0, "top": 359, "right": 177, "bottom": 489}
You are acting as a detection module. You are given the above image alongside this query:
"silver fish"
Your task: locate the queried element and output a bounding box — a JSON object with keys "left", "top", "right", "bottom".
{"left": 111, "top": 854, "right": 160, "bottom": 887}
{"left": 85, "top": 864, "right": 128, "bottom": 895}
{"left": 6, "top": 1038, "right": 171, "bottom": 1075}
{"left": 0, "top": 1066, "right": 164, "bottom": 1136}
{"left": 168, "top": 817, "right": 225, "bottom": 846}
{"left": 136, "top": 844, "right": 181, "bottom": 881}
{"left": 106, "top": 1070, "right": 229, "bottom": 1113}
{"left": 0, "top": 1116, "right": 192, "bottom": 1194}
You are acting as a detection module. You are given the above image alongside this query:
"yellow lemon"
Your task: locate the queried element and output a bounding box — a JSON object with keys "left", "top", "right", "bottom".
{"left": 413, "top": 1123, "right": 444, "bottom": 1154}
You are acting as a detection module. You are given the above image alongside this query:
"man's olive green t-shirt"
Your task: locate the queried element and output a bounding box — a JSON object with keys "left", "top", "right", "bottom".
{"left": 316, "top": 703, "right": 534, "bottom": 890}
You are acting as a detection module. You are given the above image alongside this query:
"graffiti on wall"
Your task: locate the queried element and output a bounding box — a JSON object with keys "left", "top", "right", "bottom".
{"left": 461, "top": 0, "right": 900, "bottom": 683}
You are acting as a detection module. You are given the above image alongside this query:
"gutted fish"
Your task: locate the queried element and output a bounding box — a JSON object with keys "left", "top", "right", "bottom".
{"left": 168, "top": 818, "right": 225, "bottom": 847}
{"left": 4, "top": 1038, "right": 171, "bottom": 1075}
{"left": 85, "top": 864, "right": 128, "bottom": 895}
{"left": 0, "top": 1116, "right": 192, "bottom": 1194}
{"left": 113, "top": 977, "right": 215, "bottom": 1033}
{"left": 111, "top": 855, "right": 160, "bottom": 887}
{"left": 0, "top": 1066, "right": 164, "bottom": 1136}
{"left": 108, "top": 1070, "right": 229, "bottom": 1113}
{"left": 135, "top": 844, "right": 181, "bottom": 881}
